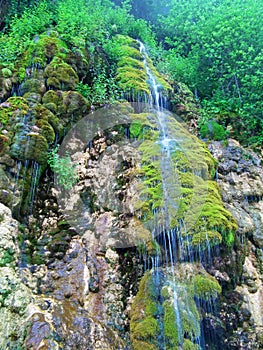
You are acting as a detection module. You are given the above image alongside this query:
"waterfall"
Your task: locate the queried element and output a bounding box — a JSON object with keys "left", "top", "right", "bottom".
{"left": 137, "top": 41, "right": 221, "bottom": 349}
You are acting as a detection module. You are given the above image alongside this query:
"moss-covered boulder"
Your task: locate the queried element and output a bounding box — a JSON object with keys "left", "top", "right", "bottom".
{"left": 44, "top": 57, "right": 79, "bottom": 91}
{"left": 42, "top": 90, "right": 65, "bottom": 115}
{"left": 21, "top": 78, "right": 46, "bottom": 96}
{"left": 0, "top": 97, "right": 29, "bottom": 126}
{"left": 63, "top": 91, "right": 89, "bottom": 120}
{"left": 65, "top": 49, "right": 90, "bottom": 80}
{"left": 21, "top": 32, "right": 68, "bottom": 69}
{"left": 11, "top": 131, "right": 48, "bottom": 165}
{"left": 131, "top": 264, "right": 222, "bottom": 350}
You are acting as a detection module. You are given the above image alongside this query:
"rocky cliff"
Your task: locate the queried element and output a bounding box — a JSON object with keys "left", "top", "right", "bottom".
{"left": 0, "top": 31, "right": 262, "bottom": 349}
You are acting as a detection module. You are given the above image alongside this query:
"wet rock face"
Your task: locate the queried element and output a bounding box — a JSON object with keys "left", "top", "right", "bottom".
{"left": 208, "top": 139, "right": 263, "bottom": 348}
{"left": 0, "top": 32, "right": 91, "bottom": 219}
{"left": 0, "top": 204, "right": 34, "bottom": 349}
{"left": 21, "top": 237, "right": 130, "bottom": 350}
{"left": 0, "top": 124, "right": 143, "bottom": 348}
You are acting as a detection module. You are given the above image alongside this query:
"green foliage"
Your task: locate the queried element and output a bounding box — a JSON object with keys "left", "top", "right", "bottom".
{"left": 0, "top": 249, "right": 15, "bottom": 267}
{"left": 0, "top": 0, "right": 54, "bottom": 64}
{"left": 77, "top": 67, "right": 120, "bottom": 104}
{"left": 47, "top": 145, "right": 78, "bottom": 190}
{"left": 55, "top": 0, "right": 155, "bottom": 49}
{"left": 130, "top": 122, "right": 144, "bottom": 138}
{"left": 1, "top": 68, "right": 12, "bottom": 78}
{"left": 199, "top": 120, "right": 227, "bottom": 141}
{"left": 158, "top": 0, "right": 263, "bottom": 146}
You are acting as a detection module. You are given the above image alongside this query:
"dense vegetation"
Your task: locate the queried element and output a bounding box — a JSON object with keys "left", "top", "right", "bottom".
{"left": 0, "top": 0, "right": 262, "bottom": 146}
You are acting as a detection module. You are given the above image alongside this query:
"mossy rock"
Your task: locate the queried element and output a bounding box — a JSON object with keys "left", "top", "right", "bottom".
{"left": 44, "top": 57, "right": 79, "bottom": 91}
{"left": 11, "top": 132, "right": 48, "bottom": 164}
{"left": 23, "top": 92, "right": 42, "bottom": 104}
{"left": 46, "top": 77, "right": 61, "bottom": 90}
{"left": 111, "top": 35, "right": 172, "bottom": 97}
{"left": 130, "top": 272, "right": 159, "bottom": 350}
{"left": 131, "top": 268, "right": 204, "bottom": 350}
{"left": 0, "top": 134, "right": 9, "bottom": 155}
{"left": 183, "top": 339, "right": 200, "bottom": 350}
{"left": 193, "top": 274, "right": 221, "bottom": 300}
{"left": 129, "top": 110, "right": 237, "bottom": 250}
{"left": 42, "top": 90, "right": 65, "bottom": 115}
{"left": 162, "top": 282, "right": 200, "bottom": 348}
{"left": 21, "top": 78, "right": 46, "bottom": 96}
{"left": 0, "top": 97, "right": 29, "bottom": 126}
{"left": 65, "top": 49, "right": 90, "bottom": 79}
{"left": 35, "top": 119, "right": 55, "bottom": 144}
{"left": 63, "top": 91, "right": 89, "bottom": 120}
{"left": 31, "top": 104, "right": 60, "bottom": 132}
{"left": 22, "top": 32, "right": 68, "bottom": 68}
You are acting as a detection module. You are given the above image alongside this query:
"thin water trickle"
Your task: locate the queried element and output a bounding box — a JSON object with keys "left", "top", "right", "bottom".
{"left": 28, "top": 161, "right": 40, "bottom": 213}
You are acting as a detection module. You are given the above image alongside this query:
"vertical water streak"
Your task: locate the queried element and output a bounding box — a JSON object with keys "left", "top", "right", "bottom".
{"left": 28, "top": 161, "right": 40, "bottom": 214}
{"left": 139, "top": 40, "right": 184, "bottom": 346}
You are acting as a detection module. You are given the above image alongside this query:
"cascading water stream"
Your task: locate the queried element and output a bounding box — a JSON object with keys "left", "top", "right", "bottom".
{"left": 137, "top": 41, "right": 224, "bottom": 349}
{"left": 139, "top": 41, "right": 192, "bottom": 347}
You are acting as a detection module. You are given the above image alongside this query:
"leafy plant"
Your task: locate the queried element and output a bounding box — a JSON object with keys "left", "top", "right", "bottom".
{"left": 47, "top": 145, "right": 78, "bottom": 190}
{"left": 77, "top": 65, "right": 120, "bottom": 104}
{"left": 199, "top": 120, "right": 228, "bottom": 141}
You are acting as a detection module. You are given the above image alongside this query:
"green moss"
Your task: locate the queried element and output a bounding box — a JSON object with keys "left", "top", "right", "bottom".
{"left": 21, "top": 78, "right": 46, "bottom": 96}
{"left": 42, "top": 90, "right": 65, "bottom": 116}
{"left": 111, "top": 35, "right": 149, "bottom": 95}
{"left": 130, "top": 272, "right": 159, "bottom": 350}
{"left": 32, "top": 104, "right": 60, "bottom": 132}
{"left": 183, "top": 339, "right": 200, "bottom": 350}
{"left": 128, "top": 109, "right": 236, "bottom": 250}
{"left": 146, "top": 58, "right": 172, "bottom": 94}
{"left": 44, "top": 57, "right": 79, "bottom": 90}
{"left": 35, "top": 119, "right": 55, "bottom": 144}
{"left": 23, "top": 32, "right": 68, "bottom": 68}
{"left": 118, "top": 57, "right": 145, "bottom": 70}
{"left": 23, "top": 92, "right": 42, "bottom": 104}
{"left": 159, "top": 280, "right": 201, "bottom": 348}
{"left": 11, "top": 132, "right": 49, "bottom": 165}
{"left": 116, "top": 66, "right": 149, "bottom": 94}
{"left": 46, "top": 77, "right": 61, "bottom": 90}
{"left": 0, "top": 97, "right": 29, "bottom": 125}
{"left": 193, "top": 274, "right": 221, "bottom": 300}
{"left": 163, "top": 300, "right": 179, "bottom": 347}
{"left": 63, "top": 91, "right": 89, "bottom": 119}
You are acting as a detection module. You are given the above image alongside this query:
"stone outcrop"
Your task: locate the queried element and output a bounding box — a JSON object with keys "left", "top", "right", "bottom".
{"left": 208, "top": 139, "right": 263, "bottom": 349}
